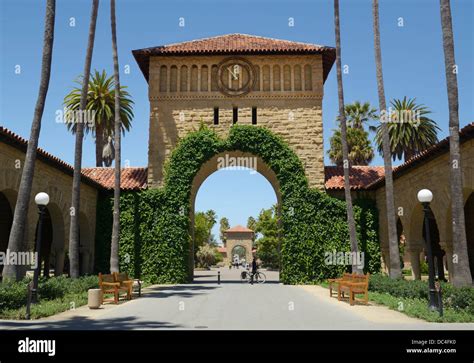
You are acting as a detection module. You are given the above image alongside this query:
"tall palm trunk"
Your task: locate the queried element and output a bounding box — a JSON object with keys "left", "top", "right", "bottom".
{"left": 2, "top": 0, "right": 56, "bottom": 282}
{"left": 95, "top": 123, "right": 105, "bottom": 167}
{"left": 440, "top": 0, "right": 472, "bottom": 287}
{"left": 372, "top": 0, "right": 401, "bottom": 279}
{"left": 110, "top": 0, "right": 121, "bottom": 272}
{"left": 69, "top": 0, "right": 99, "bottom": 279}
{"left": 333, "top": 0, "right": 361, "bottom": 274}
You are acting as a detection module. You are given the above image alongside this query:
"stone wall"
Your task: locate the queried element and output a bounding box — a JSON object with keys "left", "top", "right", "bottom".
{"left": 0, "top": 142, "right": 98, "bottom": 275}
{"left": 146, "top": 54, "right": 325, "bottom": 189}
{"left": 375, "top": 138, "right": 474, "bottom": 281}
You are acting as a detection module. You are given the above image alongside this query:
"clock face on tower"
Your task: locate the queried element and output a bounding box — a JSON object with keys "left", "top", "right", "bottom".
{"left": 217, "top": 57, "right": 255, "bottom": 96}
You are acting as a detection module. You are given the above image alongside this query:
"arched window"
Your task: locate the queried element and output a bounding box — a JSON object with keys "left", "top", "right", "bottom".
{"left": 262, "top": 65, "right": 270, "bottom": 91}
{"left": 283, "top": 65, "right": 291, "bottom": 91}
{"left": 170, "top": 66, "right": 178, "bottom": 92}
{"left": 273, "top": 65, "right": 281, "bottom": 91}
{"left": 201, "top": 65, "right": 209, "bottom": 92}
{"left": 304, "top": 64, "right": 312, "bottom": 91}
{"left": 253, "top": 65, "right": 260, "bottom": 91}
{"left": 159, "top": 65, "right": 167, "bottom": 92}
{"left": 211, "top": 65, "right": 218, "bottom": 91}
{"left": 190, "top": 65, "right": 198, "bottom": 92}
{"left": 180, "top": 65, "right": 188, "bottom": 92}
{"left": 294, "top": 65, "right": 302, "bottom": 91}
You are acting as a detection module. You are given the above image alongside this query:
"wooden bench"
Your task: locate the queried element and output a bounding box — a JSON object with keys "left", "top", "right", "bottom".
{"left": 113, "top": 272, "right": 136, "bottom": 299}
{"left": 98, "top": 273, "right": 130, "bottom": 304}
{"left": 338, "top": 273, "right": 370, "bottom": 306}
{"left": 328, "top": 273, "right": 355, "bottom": 298}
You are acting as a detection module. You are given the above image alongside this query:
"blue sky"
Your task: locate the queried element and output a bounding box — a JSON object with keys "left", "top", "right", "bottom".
{"left": 0, "top": 0, "right": 473, "bottom": 243}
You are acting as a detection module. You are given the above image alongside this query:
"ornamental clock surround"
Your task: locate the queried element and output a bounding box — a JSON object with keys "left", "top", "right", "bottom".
{"left": 217, "top": 57, "right": 256, "bottom": 96}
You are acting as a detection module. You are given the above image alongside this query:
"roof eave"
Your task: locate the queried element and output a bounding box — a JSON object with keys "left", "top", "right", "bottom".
{"left": 132, "top": 47, "right": 336, "bottom": 83}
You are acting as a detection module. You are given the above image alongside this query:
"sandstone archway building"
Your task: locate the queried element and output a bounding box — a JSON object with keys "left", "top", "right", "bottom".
{"left": 132, "top": 33, "right": 336, "bottom": 190}
{"left": 224, "top": 225, "right": 255, "bottom": 265}
{"left": 1, "top": 33, "right": 473, "bottom": 283}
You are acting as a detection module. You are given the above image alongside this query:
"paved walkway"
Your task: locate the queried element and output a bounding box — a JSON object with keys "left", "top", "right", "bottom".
{"left": 0, "top": 268, "right": 473, "bottom": 330}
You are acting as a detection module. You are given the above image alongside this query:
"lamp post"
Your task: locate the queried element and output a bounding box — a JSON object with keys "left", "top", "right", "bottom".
{"left": 31, "top": 192, "right": 49, "bottom": 304}
{"left": 417, "top": 189, "right": 439, "bottom": 311}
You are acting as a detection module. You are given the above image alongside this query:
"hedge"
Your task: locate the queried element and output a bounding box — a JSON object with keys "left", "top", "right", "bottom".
{"left": 0, "top": 275, "right": 98, "bottom": 313}
{"left": 369, "top": 274, "right": 474, "bottom": 314}
{"left": 97, "top": 125, "right": 380, "bottom": 284}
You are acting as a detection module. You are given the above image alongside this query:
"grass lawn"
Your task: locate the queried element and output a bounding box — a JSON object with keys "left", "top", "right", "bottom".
{"left": 0, "top": 276, "right": 151, "bottom": 320}
{"left": 318, "top": 281, "right": 474, "bottom": 323}
{"left": 0, "top": 292, "right": 90, "bottom": 320}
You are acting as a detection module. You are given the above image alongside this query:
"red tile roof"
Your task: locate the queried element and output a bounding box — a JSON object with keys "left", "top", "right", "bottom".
{"left": 0, "top": 126, "right": 104, "bottom": 190}
{"left": 217, "top": 247, "right": 227, "bottom": 254}
{"left": 0, "top": 126, "right": 149, "bottom": 192}
{"left": 367, "top": 122, "right": 474, "bottom": 189}
{"left": 324, "top": 166, "right": 385, "bottom": 190}
{"left": 82, "top": 167, "right": 148, "bottom": 191}
{"left": 132, "top": 33, "right": 336, "bottom": 83}
{"left": 225, "top": 225, "right": 254, "bottom": 233}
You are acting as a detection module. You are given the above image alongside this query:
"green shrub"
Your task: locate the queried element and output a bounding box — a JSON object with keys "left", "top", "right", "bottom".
{"left": 196, "top": 245, "right": 216, "bottom": 268}
{"left": 0, "top": 275, "right": 98, "bottom": 313}
{"left": 369, "top": 274, "right": 474, "bottom": 314}
{"left": 113, "top": 125, "right": 380, "bottom": 284}
{"left": 0, "top": 278, "right": 29, "bottom": 312}
{"left": 420, "top": 261, "right": 429, "bottom": 274}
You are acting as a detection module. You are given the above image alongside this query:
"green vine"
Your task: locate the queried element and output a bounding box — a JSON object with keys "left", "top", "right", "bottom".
{"left": 98, "top": 125, "right": 381, "bottom": 284}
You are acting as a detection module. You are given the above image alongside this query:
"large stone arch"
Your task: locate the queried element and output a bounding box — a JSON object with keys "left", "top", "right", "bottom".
{"left": 120, "top": 125, "right": 380, "bottom": 284}
{"left": 160, "top": 126, "right": 307, "bottom": 282}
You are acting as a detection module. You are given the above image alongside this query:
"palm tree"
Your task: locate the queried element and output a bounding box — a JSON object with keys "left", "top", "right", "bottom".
{"left": 110, "top": 0, "right": 122, "bottom": 273}
{"left": 63, "top": 70, "right": 134, "bottom": 166}
{"left": 68, "top": 0, "right": 99, "bottom": 279}
{"left": 328, "top": 126, "right": 374, "bottom": 166}
{"left": 344, "top": 101, "right": 378, "bottom": 130}
{"left": 372, "top": 0, "right": 401, "bottom": 279}
{"left": 333, "top": 0, "right": 361, "bottom": 274}
{"left": 440, "top": 0, "right": 472, "bottom": 287}
{"left": 219, "top": 217, "right": 230, "bottom": 245}
{"left": 247, "top": 216, "right": 257, "bottom": 243}
{"left": 3, "top": 0, "right": 56, "bottom": 282}
{"left": 374, "top": 97, "right": 440, "bottom": 162}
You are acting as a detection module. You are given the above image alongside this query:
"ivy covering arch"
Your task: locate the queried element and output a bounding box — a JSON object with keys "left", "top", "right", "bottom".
{"left": 96, "top": 125, "right": 380, "bottom": 284}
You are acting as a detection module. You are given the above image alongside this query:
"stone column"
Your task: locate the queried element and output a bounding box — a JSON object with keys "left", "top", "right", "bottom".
{"left": 407, "top": 247, "right": 422, "bottom": 280}
{"left": 54, "top": 249, "right": 65, "bottom": 276}
{"left": 441, "top": 241, "right": 454, "bottom": 283}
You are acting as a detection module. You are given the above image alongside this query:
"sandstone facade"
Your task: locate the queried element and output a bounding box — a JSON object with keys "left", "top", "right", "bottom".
{"left": 375, "top": 138, "right": 474, "bottom": 281}
{"left": 146, "top": 54, "right": 325, "bottom": 189}
{"left": 0, "top": 141, "right": 98, "bottom": 276}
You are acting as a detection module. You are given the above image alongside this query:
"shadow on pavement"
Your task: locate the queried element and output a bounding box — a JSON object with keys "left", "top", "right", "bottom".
{"left": 141, "top": 284, "right": 219, "bottom": 299}
{"left": 0, "top": 315, "right": 182, "bottom": 330}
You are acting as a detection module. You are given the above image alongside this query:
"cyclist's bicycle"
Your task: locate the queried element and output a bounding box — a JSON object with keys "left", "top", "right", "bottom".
{"left": 240, "top": 269, "right": 266, "bottom": 284}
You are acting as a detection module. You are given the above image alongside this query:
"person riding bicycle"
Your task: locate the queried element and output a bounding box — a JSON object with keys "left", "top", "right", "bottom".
{"left": 250, "top": 257, "right": 258, "bottom": 284}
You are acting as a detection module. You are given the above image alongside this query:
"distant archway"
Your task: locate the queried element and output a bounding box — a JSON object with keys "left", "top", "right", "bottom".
{"left": 232, "top": 245, "right": 247, "bottom": 261}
